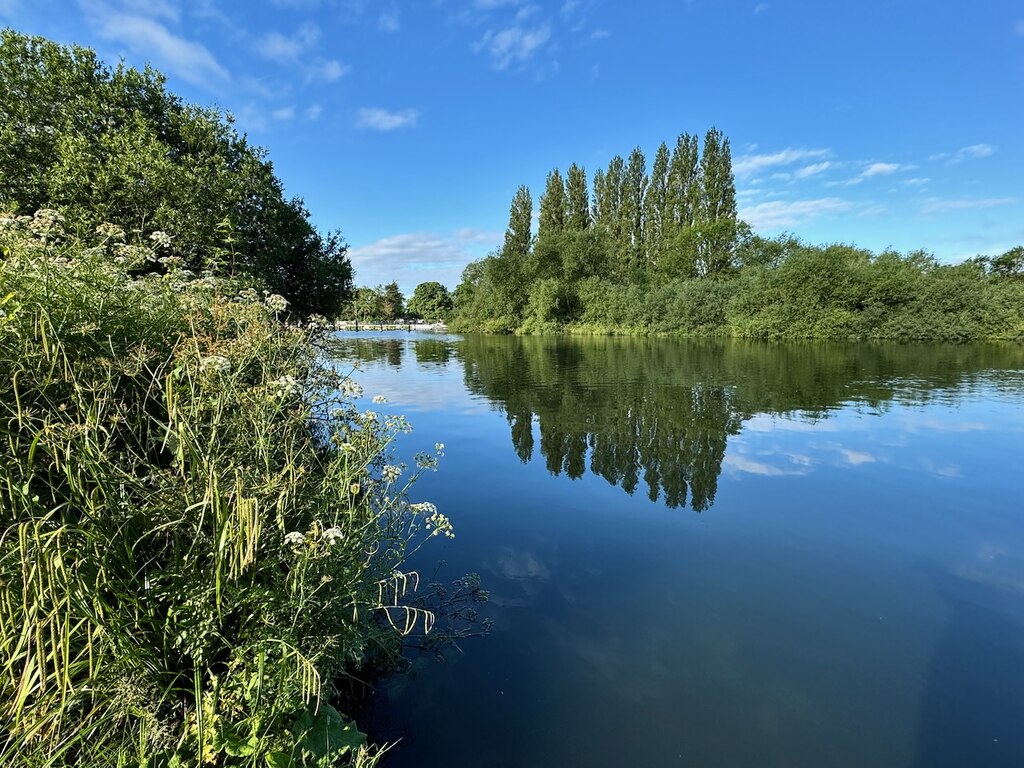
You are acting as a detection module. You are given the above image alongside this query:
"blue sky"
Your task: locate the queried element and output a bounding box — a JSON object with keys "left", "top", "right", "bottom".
{"left": 2, "top": 0, "right": 1023, "bottom": 294}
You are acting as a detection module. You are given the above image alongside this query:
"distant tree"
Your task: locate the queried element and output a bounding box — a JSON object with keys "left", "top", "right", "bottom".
{"left": 407, "top": 281, "right": 454, "bottom": 320}
{"left": 598, "top": 155, "right": 624, "bottom": 245}
{"left": 620, "top": 147, "right": 648, "bottom": 273}
{"left": 565, "top": 163, "right": 590, "bottom": 232}
{"left": 503, "top": 185, "right": 533, "bottom": 264}
{"left": 990, "top": 246, "right": 1024, "bottom": 280}
{"left": 699, "top": 127, "right": 738, "bottom": 275}
{"left": 352, "top": 286, "right": 384, "bottom": 321}
{"left": 538, "top": 169, "right": 567, "bottom": 240}
{"left": 381, "top": 281, "right": 404, "bottom": 321}
{"left": 644, "top": 142, "right": 671, "bottom": 267}
{"left": 667, "top": 133, "right": 700, "bottom": 234}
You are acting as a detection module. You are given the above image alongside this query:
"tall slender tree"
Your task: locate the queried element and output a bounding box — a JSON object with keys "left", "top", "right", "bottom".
{"left": 503, "top": 185, "right": 533, "bottom": 264}
{"left": 644, "top": 142, "right": 670, "bottom": 267}
{"left": 619, "top": 147, "right": 648, "bottom": 273}
{"left": 538, "top": 168, "right": 567, "bottom": 240}
{"left": 699, "top": 127, "right": 738, "bottom": 275}
{"left": 667, "top": 133, "right": 700, "bottom": 234}
{"left": 591, "top": 168, "right": 607, "bottom": 228}
{"left": 565, "top": 163, "right": 590, "bottom": 232}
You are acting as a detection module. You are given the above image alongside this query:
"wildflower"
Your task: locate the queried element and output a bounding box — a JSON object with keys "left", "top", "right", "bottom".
{"left": 381, "top": 464, "right": 402, "bottom": 484}
{"left": 149, "top": 230, "right": 173, "bottom": 249}
{"left": 284, "top": 531, "right": 306, "bottom": 547}
{"left": 265, "top": 293, "right": 289, "bottom": 313}
{"left": 322, "top": 527, "right": 345, "bottom": 545}
{"left": 363, "top": 410, "right": 378, "bottom": 422}
{"left": 435, "top": 442, "right": 445, "bottom": 453}
{"left": 235, "top": 287, "right": 259, "bottom": 303}
{"left": 409, "top": 502, "right": 437, "bottom": 516}
{"left": 372, "top": 394, "right": 388, "bottom": 404}
{"left": 200, "top": 355, "right": 232, "bottom": 375}
{"left": 424, "top": 510, "right": 455, "bottom": 539}
{"left": 340, "top": 378, "right": 363, "bottom": 397}
{"left": 0, "top": 214, "right": 18, "bottom": 231}
{"left": 95, "top": 222, "right": 126, "bottom": 240}
{"left": 28, "top": 208, "right": 65, "bottom": 239}
{"left": 270, "top": 375, "right": 301, "bottom": 399}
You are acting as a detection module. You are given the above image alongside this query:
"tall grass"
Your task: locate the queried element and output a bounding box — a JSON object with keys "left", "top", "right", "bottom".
{"left": 0, "top": 212, "right": 449, "bottom": 766}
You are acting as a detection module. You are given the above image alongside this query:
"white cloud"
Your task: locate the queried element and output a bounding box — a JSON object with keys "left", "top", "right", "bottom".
{"left": 271, "top": 106, "right": 295, "bottom": 121}
{"left": 841, "top": 449, "right": 875, "bottom": 465}
{"left": 901, "top": 177, "right": 930, "bottom": 187}
{"left": 733, "top": 148, "right": 829, "bottom": 177}
{"left": 929, "top": 144, "right": 996, "bottom": 163}
{"left": 919, "top": 197, "right": 1016, "bottom": 215}
{"left": 89, "top": 9, "right": 230, "bottom": 87}
{"left": 314, "top": 59, "right": 350, "bottom": 82}
{"left": 305, "top": 104, "right": 323, "bottom": 121}
{"left": 477, "top": 24, "right": 551, "bottom": 69}
{"left": 793, "top": 161, "right": 832, "bottom": 179}
{"left": 379, "top": 8, "right": 400, "bottom": 32}
{"left": 723, "top": 454, "right": 808, "bottom": 477}
{"left": 590, "top": 28, "right": 610, "bottom": 40}
{"left": 348, "top": 230, "right": 501, "bottom": 294}
{"left": 739, "top": 197, "right": 853, "bottom": 229}
{"left": 356, "top": 107, "right": 419, "bottom": 131}
{"left": 256, "top": 22, "right": 320, "bottom": 63}
{"left": 861, "top": 162, "right": 902, "bottom": 178}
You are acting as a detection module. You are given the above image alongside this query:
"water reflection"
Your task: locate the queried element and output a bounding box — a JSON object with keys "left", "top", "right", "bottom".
{"left": 332, "top": 334, "right": 1024, "bottom": 512}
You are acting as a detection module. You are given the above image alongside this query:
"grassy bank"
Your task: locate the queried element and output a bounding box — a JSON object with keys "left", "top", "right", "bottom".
{"left": 0, "top": 216, "right": 449, "bottom": 767}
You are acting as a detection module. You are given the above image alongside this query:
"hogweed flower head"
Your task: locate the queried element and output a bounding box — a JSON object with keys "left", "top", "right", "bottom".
{"left": 265, "top": 293, "right": 289, "bottom": 313}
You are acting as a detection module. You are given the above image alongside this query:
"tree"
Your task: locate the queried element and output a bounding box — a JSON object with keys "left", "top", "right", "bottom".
{"left": 352, "top": 286, "right": 384, "bottom": 321}
{"left": 381, "top": 281, "right": 404, "bottom": 321}
{"left": 667, "top": 133, "right": 700, "bottom": 235}
{"left": 407, "top": 281, "right": 454, "bottom": 321}
{"left": 619, "top": 147, "right": 648, "bottom": 273}
{"left": 698, "top": 127, "right": 738, "bottom": 275}
{"left": 0, "top": 30, "right": 353, "bottom": 315}
{"left": 503, "top": 185, "right": 533, "bottom": 264}
{"left": 565, "top": 163, "right": 590, "bottom": 232}
{"left": 644, "top": 142, "right": 670, "bottom": 267}
{"left": 538, "top": 168, "right": 567, "bottom": 240}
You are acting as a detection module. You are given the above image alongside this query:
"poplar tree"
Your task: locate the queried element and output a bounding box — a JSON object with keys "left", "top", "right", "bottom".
{"left": 602, "top": 155, "right": 625, "bottom": 248}
{"left": 565, "top": 163, "right": 590, "bottom": 232}
{"left": 619, "top": 147, "right": 648, "bottom": 273}
{"left": 644, "top": 142, "right": 670, "bottom": 267}
{"left": 503, "top": 185, "right": 533, "bottom": 264}
{"left": 667, "top": 133, "right": 700, "bottom": 233}
{"left": 699, "top": 127, "right": 738, "bottom": 275}
{"left": 538, "top": 168, "right": 567, "bottom": 240}
{"left": 591, "top": 168, "right": 607, "bottom": 228}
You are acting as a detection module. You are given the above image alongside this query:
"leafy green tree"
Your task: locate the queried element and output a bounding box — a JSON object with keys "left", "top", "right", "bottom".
{"left": 503, "top": 185, "right": 533, "bottom": 264}
{"left": 565, "top": 163, "right": 590, "bottom": 232}
{"left": 619, "top": 147, "right": 648, "bottom": 273}
{"left": 698, "top": 127, "right": 738, "bottom": 275}
{"left": 0, "top": 30, "right": 352, "bottom": 316}
{"left": 644, "top": 142, "right": 670, "bottom": 267}
{"left": 352, "top": 286, "right": 384, "bottom": 321}
{"left": 667, "top": 133, "right": 700, "bottom": 234}
{"left": 538, "top": 168, "right": 567, "bottom": 240}
{"left": 407, "top": 281, "right": 454, "bottom": 321}
{"left": 381, "top": 281, "right": 404, "bottom": 321}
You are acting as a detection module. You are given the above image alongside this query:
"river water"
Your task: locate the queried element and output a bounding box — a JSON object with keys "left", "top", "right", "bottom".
{"left": 331, "top": 333, "right": 1024, "bottom": 768}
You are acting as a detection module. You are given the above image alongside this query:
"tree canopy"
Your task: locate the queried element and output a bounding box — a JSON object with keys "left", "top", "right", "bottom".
{"left": 0, "top": 30, "right": 352, "bottom": 316}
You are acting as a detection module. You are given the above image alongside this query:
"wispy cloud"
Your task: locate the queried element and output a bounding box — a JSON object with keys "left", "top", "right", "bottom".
{"left": 476, "top": 23, "right": 552, "bottom": 69}
{"left": 379, "top": 7, "right": 400, "bottom": 32}
{"left": 85, "top": 5, "right": 230, "bottom": 87}
{"left": 828, "top": 161, "right": 914, "bottom": 186}
{"left": 929, "top": 144, "right": 995, "bottom": 163}
{"left": 313, "top": 59, "right": 350, "bottom": 82}
{"left": 356, "top": 107, "right": 419, "bottom": 131}
{"left": 271, "top": 106, "right": 295, "bottom": 121}
{"left": 256, "top": 22, "right": 320, "bottom": 63}
{"left": 733, "top": 148, "right": 830, "bottom": 177}
{"left": 794, "top": 161, "right": 832, "bottom": 179}
{"left": 348, "top": 229, "right": 501, "bottom": 293}
{"left": 920, "top": 197, "right": 1015, "bottom": 215}
{"left": 739, "top": 197, "right": 854, "bottom": 229}
{"left": 304, "top": 104, "right": 323, "bottom": 121}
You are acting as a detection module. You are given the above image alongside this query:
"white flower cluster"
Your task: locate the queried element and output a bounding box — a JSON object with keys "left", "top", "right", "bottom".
{"left": 372, "top": 394, "right": 388, "bottom": 404}
{"left": 200, "top": 355, "right": 232, "bottom": 375}
{"left": 265, "top": 293, "right": 289, "bottom": 313}
{"left": 235, "top": 287, "right": 259, "bottom": 304}
{"left": 409, "top": 501, "right": 437, "bottom": 516}
{"left": 270, "top": 374, "right": 301, "bottom": 400}
{"left": 113, "top": 243, "right": 157, "bottom": 265}
{"left": 425, "top": 510, "right": 455, "bottom": 539}
{"left": 340, "top": 377, "right": 363, "bottom": 397}
{"left": 322, "top": 526, "right": 345, "bottom": 546}
{"left": 95, "top": 222, "right": 126, "bottom": 241}
{"left": 29, "top": 208, "right": 65, "bottom": 239}
{"left": 381, "top": 464, "right": 403, "bottom": 484}
{"left": 149, "top": 230, "right": 173, "bottom": 249}
{"left": 284, "top": 531, "right": 306, "bottom": 548}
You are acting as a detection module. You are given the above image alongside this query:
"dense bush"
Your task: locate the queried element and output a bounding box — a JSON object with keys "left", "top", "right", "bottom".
{"left": 0, "top": 215, "right": 449, "bottom": 767}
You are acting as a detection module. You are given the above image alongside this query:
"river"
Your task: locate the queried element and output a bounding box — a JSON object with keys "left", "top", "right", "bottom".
{"left": 331, "top": 333, "right": 1024, "bottom": 768}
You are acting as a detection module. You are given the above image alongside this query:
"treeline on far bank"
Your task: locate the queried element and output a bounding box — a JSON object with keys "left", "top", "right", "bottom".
{"left": 448, "top": 130, "right": 1024, "bottom": 341}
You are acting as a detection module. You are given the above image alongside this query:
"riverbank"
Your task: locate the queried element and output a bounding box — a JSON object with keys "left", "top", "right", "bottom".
{"left": 0, "top": 221, "right": 445, "bottom": 767}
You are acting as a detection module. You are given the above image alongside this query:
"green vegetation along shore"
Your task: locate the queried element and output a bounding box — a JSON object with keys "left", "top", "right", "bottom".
{"left": 446, "top": 134, "right": 1024, "bottom": 341}
{"left": 0, "top": 31, "right": 454, "bottom": 768}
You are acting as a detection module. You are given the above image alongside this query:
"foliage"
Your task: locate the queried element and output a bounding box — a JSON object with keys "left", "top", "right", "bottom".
{"left": 406, "top": 282, "right": 453, "bottom": 322}
{"left": 0, "top": 217, "right": 451, "bottom": 767}
{"left": 0, "top": 30, "right": 352, "bottom": 317}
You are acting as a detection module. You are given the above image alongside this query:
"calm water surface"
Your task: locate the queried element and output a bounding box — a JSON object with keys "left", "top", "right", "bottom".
{"left": 331, "top": 334, "right": 1024, "bottom": 768}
